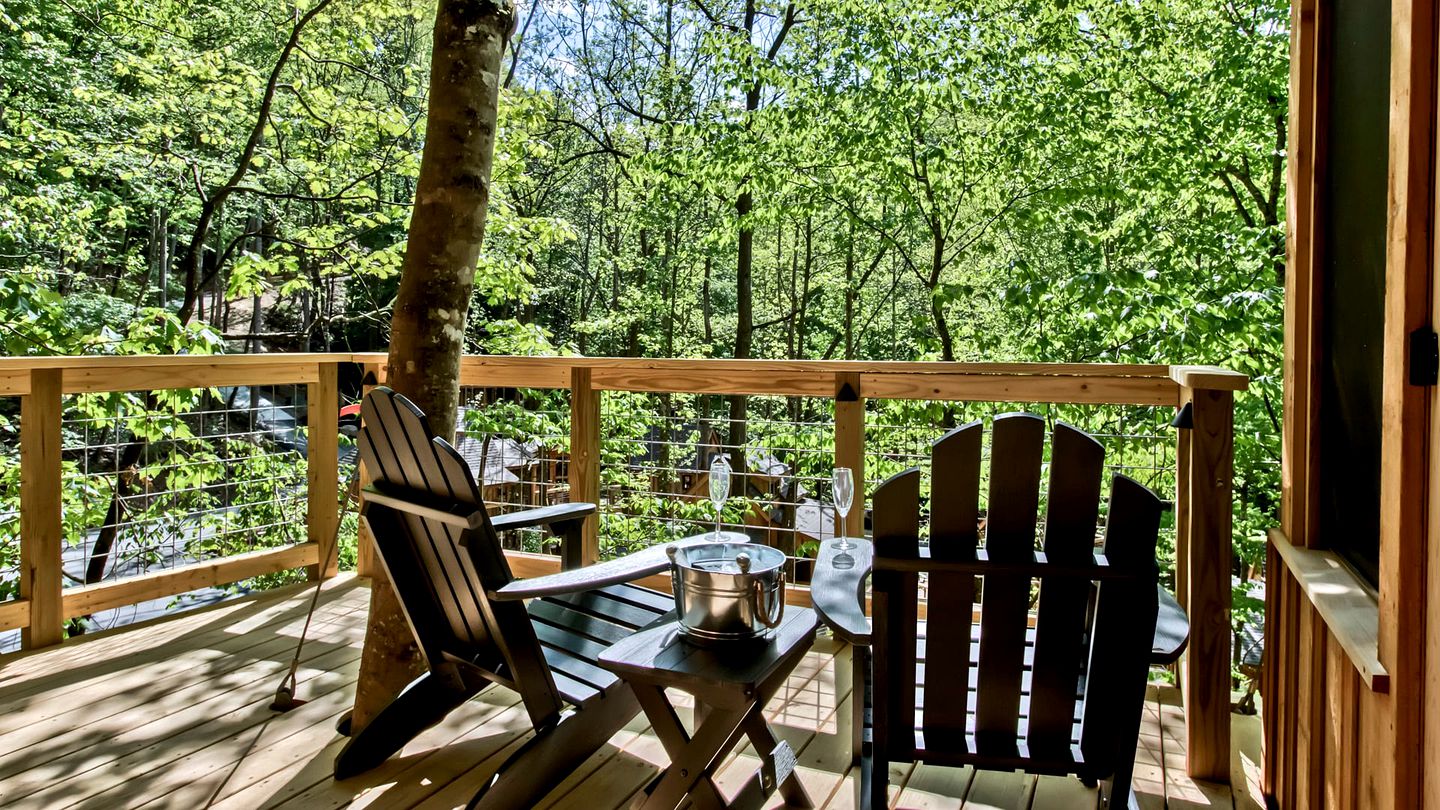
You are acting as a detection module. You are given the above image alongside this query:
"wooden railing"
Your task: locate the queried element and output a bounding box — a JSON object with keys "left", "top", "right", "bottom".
{"left": 0, "top": 353, "right": 1246, "bottom": 779}
{"left": 1, "top": 354, "right": 345, "bottom": 650}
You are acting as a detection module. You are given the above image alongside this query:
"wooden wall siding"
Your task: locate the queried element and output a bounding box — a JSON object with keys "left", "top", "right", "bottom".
{"left": 1264, "top": 547, "right": 1375, "bottom": 809}
{"left": 1381, "top": 0, "right": 1437, "bottom": 803}
{"left": 1268, "top": 0, "right": 1440, "bottom": 803}
{"left": 1281, "top": 0, "right": 1324, "bottom": 545}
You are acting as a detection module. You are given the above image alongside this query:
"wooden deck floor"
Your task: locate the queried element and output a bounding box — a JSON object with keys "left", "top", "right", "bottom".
{"left": 0, "top": 576, "right": 1263, "bottom": 809}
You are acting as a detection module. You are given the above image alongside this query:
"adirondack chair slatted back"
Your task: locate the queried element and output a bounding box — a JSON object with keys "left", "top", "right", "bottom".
{"left": 974, "top": 413, "right": 1045, "bottom": 752}
{"left": 922, "top": 421, "right": 982, "bottom": 749}
{"left": 1028, "top": 423, "right": 1105, "bottom": 754}
{"left": 1079, "top": 475, "right": 1163, "bottom": 772}
{"left": 358, "top": 387, "right": 563, "bottom": 725}
{"left": 869, "top": 414, "right": 1163, "bottom": 777}
{"left": 871, "top": 467, "right": 921, "bottom": 758}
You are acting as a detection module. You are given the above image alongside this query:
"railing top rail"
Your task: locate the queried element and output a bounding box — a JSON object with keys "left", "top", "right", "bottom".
{"left": 368, "top": 353, "right": 1182, "bottom": 378}
{"left": 0, "top": 354, "right": 349, "bottom": 396}
{"left": 0, "top": 354, "right": 1249, "bottom": 398}
{"left": 0, "top": 353, "right": 353, "bottom": 371}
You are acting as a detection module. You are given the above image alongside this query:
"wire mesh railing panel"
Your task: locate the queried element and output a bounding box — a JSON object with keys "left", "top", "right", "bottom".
{"left": 457, "top": 386, "right": 570, "bottom": 554}
{"left": 0, "top": 406, "right": 19, "bottom": 610}
{"left": 598, "top": 393, "right": 843, "bottom": 573}
{"left": 56, "top": 385, "right": 315, "bottom": 636}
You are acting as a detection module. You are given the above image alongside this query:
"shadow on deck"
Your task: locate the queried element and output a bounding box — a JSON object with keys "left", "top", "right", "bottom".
{"left": 0, "top": 576, "right": 1262, "bottom": 809}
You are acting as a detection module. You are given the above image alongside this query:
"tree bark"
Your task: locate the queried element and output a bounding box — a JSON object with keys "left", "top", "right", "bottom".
{"left": 844, "top": 220, "right": 855, "bottom": 359}
{"left": 351, "top": 0, "right": 514, "bottom": 734}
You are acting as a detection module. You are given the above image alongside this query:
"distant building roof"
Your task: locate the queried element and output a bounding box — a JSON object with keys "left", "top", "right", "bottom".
{"left": 792, "top": 497, "right": 837, "bottom": 542}
{"left": 453, "top": 435, "right": 538, "bottom": 487}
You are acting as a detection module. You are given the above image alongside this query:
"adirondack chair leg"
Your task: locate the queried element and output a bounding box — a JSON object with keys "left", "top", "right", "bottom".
{"left": 467, "top": 686, "right": 640, "bottom": 810}
{"left": 1101, "top": 774, "right": 1141, "bottom": 810}
{"left": 334, "top": 671, "right": 485, "bottom": 779}
{"left": 852, "top": 644, "right": 869, "bottom": 768}
{"left": 1099, "top": 668, "right": 1150, "bottom": 809}
{"left": 856, "top": 746, "right": 888, "bottom": 810}
{"left": 1100, "top": 761, "right": 1139, "bottom": 809}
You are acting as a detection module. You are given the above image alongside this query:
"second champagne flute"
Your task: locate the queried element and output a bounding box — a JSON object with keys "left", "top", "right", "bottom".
{"left": 709, "top": 455, "right": 731, "bottom": 541}
{"left": 831, "top": 466, "right": 855, "bottom": 550}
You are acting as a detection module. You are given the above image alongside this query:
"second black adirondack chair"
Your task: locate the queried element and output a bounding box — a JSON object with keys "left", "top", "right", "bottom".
{"left": 334, "top": 387, "right": 676, "bottom": 809}
{"left": 812, "top": 413, "right": 1188, "bottom": 809}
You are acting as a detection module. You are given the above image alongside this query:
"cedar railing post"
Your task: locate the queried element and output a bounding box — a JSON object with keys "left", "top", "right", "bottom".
{"left": 1174, "top": 369, "right": 1240, "bottom": 782}
{"left": 569, "top": 367, "right": 601, "bottom": 569}
{"left": 307, "top": 361, "right": 340, "bottom": 580}
{"left": 21, "top": 368, "right": 63, "bottom": 649}
{"left": 834, "top": 372, "right": 865, "bottom": 539}
{"left": 354, "top": 362, "right": 383, "bottom": 578}
{"left": 834, "top": 370, "right": 867, "bottom": 768}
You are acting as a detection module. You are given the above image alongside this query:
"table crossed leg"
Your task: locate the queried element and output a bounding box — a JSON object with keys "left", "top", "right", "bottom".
{"left": 633, "top": 684, "right": 813, "bottom": 810}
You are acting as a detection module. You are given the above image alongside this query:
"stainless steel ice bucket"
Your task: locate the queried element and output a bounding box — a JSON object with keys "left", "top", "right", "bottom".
{"left": 666, "top": 541, "right": 786, "bottom": 644}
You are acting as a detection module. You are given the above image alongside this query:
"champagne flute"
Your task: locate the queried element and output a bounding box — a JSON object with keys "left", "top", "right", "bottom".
{"left": 709, "top": 455, "right": 731, "bottom": 541}
{"left": 831, "top": 466, "right": 855, "bottom": 550}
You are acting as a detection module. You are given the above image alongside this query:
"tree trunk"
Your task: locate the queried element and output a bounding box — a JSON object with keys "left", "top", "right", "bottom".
{"left": 930, "top": 231, "right": 955, "bottom": 362}
{"left": 352, "top": 0, "right": 514, "bottom": 734}
{"left": 729, "top": 185, "right": 754, "bottom": 484}
{"left": 702, "top": 256, "right": 713, "bottom": 346}
{"left": 844, "top": 220, "right": 855, "bottom": 359}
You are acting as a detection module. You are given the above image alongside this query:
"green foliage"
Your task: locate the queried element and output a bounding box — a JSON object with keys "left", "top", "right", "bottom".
{"left": 2, "top": 0, "right": 1284, "bottom": 697}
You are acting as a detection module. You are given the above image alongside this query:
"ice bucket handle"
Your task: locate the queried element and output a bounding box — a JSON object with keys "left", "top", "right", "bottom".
{"left": 753, "top": 572, "right": 786, "bottom": 629}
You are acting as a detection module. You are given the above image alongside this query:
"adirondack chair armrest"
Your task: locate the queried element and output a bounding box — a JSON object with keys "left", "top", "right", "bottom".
{"left": 491, "top": 532, "right": 750, "bottom": 602}
{"left": 810, "top": 538, "right": 873, "bottom": 645}
{"left": 490, "top": 502, "right": 597, "bottom": 534}
{"left": 1151, "top": 585, "right": 1190, "bottom": 664}
{"left": 362, "top": 486, "right": 487, "bottom": 530}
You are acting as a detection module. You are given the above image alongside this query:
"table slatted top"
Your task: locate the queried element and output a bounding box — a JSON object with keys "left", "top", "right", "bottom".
{"left": 599, "top": 608, "right": 818, "bottom": 699}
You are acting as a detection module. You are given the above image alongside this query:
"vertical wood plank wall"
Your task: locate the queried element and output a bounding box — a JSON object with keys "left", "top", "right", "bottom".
{"left": 1265, "top": 0, "right": 1438, "bottom": 804}
{"left": 1264, "top": 552, "right": 1371, "bottom": 808}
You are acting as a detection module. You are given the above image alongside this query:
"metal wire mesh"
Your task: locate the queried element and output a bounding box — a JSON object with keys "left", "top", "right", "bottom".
{"left": 65, "top": 384, "right": 313, "bottom": 595}
{"left": 0, "top": 375, "right": 1186, "bottom": 653}
{"left": 0, "top": 405, "right": 19, "bottom": 608}
{"left": 457, "top": 386, "right": 570, "bottom": 554}
{"left": 598, "top": 393, "right": 841, "bottom": 566}
{"left": 0, "top": 384, "right": 328, "bottom": 652}
{"left": 588, "top": 394, "right": 1178, "bottom": 586}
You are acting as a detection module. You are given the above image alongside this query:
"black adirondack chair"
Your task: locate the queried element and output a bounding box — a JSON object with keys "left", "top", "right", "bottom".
{"left": 334, "top": 387, "right": 676, "bottom": 809}
{"left": 812, "top": 413, "right": 1189, "bottom": 809}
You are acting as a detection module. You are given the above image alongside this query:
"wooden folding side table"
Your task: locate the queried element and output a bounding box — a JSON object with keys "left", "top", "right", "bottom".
{"left": 598, "top": 607, "right": 819, "bottom": 810}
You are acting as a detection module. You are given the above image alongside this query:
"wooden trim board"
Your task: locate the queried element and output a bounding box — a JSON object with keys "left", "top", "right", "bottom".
{"left": 1169, "top": 366, "right": 1252, "bottom": 391}
{"left": 1269, "top": 528, "right": 1388, "bottom": 692}
{"left": 0, "top": 599, "right": 31, "bottom": 633}
{"left": 60, "top": 543, "right": 320, "bottom": 619}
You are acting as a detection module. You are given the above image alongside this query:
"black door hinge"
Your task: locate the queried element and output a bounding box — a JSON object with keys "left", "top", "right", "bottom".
{"left": 1410, "top": 327, "right": 1439, "bottom": 386}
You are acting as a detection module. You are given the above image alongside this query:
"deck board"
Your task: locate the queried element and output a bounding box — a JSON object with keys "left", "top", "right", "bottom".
{"left": 0, "top": 577, "right": 1239, "bottom": 810}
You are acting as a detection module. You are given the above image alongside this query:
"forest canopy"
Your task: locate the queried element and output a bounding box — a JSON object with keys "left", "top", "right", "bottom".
{"left": 1, "top": 0, "right": 1283, "bottom": 667}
